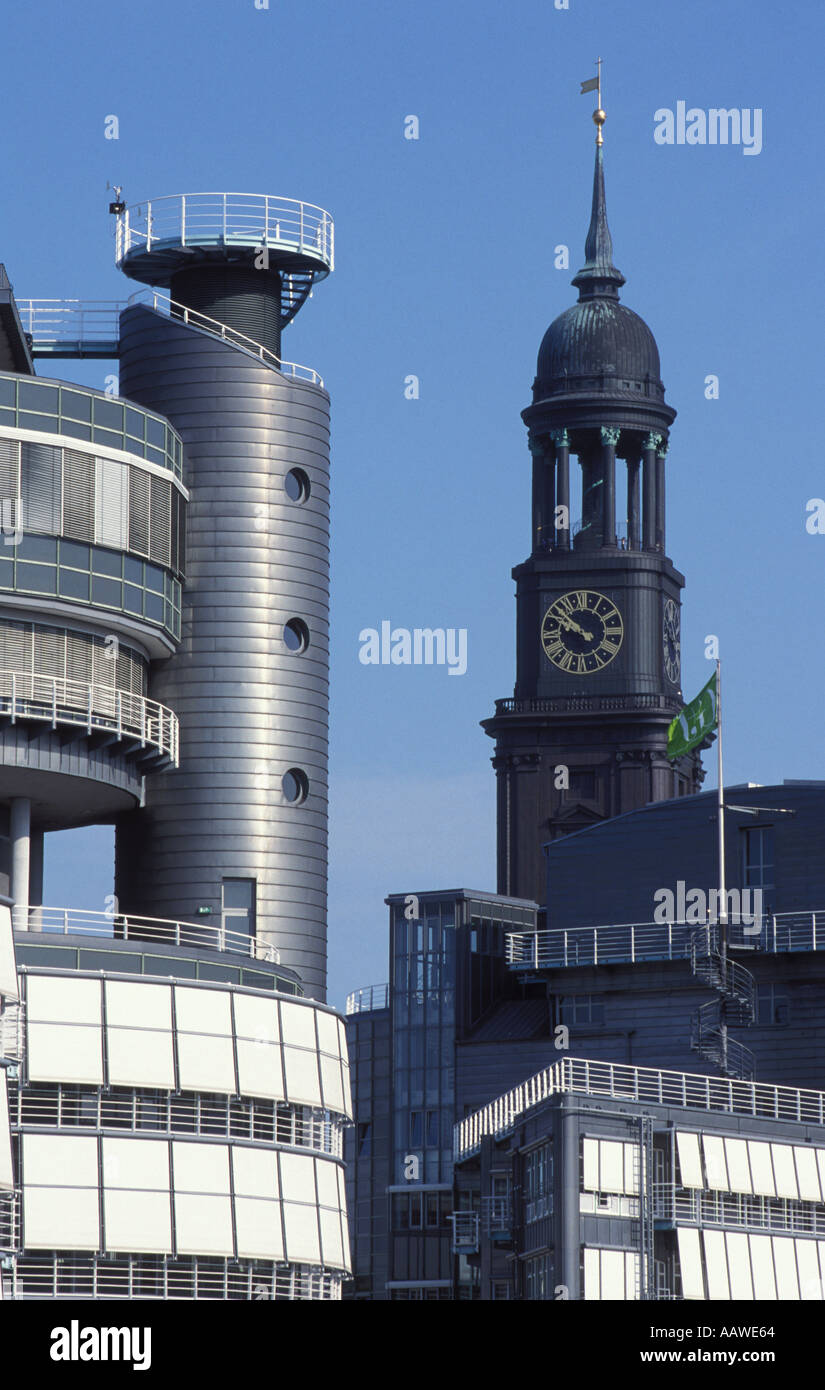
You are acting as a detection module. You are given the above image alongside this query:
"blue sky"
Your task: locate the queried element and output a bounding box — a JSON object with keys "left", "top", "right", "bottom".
{"left": 4, "top": 0, "right": 824, "bottom": 1007}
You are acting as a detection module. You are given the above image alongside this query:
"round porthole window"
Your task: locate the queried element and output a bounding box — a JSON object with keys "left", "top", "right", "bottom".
{"left": 284, "top": 618, "right": 310, "bottom": 653}
{"left": 282, "top": 768, "right": 309, "bottom": 804}
{"left": 284, "top": 468, "right": 311, "bottom": 503}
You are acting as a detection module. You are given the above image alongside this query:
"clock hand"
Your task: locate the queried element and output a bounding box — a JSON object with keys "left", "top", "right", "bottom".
{"left": 557, "top": 614, "right": 595, "bottom": 642}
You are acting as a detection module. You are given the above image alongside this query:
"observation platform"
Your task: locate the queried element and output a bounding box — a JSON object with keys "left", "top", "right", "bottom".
{"left": 114, "top": 192, "right": 334, "bottom": 329}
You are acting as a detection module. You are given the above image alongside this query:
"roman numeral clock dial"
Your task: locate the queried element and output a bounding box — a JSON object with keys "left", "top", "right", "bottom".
{"left": 540, "top": 590, "right": 624, "bottom": 675}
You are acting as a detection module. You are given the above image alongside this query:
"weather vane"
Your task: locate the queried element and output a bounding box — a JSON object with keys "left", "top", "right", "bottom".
{"left": 580, "top": 57, "right": 606, "bottom": 145}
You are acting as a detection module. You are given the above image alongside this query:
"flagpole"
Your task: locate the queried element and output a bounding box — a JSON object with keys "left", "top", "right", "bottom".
{"left": 716, "top": 657, "right": 727, "bottom": 1073}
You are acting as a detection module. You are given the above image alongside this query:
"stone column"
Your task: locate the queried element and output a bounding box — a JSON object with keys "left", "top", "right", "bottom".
{"left": 642, "top": 432, "right": 662, "bottom": 551}
{"left": 550, "top": 428, "right": 570, "bottom": 551}
{"left": 627, "top": 451, "right": 641, "bottom": 551}
{"left": 600, "top": 427, "right": 620, "bottom": 547}
{"left": 529, "top": 435, "right": 554, "bottom": 553}
{"left": 656, "top": 439, "right": 668, "bottom": 552}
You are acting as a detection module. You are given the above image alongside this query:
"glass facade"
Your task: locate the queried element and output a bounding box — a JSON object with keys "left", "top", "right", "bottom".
{"left": 0, "top": 535, "right": 182, "bottom": 641}
{"left": 0, "top": 374, "right": 183, "bottom": 478}
{"left": 391, "top": 896, "right": 456, "bottom": 1186}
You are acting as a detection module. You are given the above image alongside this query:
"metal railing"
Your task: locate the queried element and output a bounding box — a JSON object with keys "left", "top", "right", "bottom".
{"left": 0, "top": 1194, "right": 20, "bottom": 1252}
{"left": 12, "top": 905, "right": 278, "bottom": 963}
{"left": 131, "top": 291, "right": 324, "bottom": 385}
{"left": 16, "top": 299, "right": 122, "bottom": 355}
{"left": 0, "top": 669, "right": 179, "bottom": 765}
{"left": 450, "top": 1211, "right": 479, "bottom": 1252}
{"left": 15, "top": 294, "right": 323, "bottom": 385}
{"left": 0, "top": 1003, "right": 24, "bottom": 1063}
{"left": 115, "top": 193, "right": 334, "bottom": 271}
{"left": 506, "top": 909, "right": 825, "bottom": 971}
{"left": 494, "top": 693, "right": 681, "bottom": 716}
{"left": 453, "top": 1057, "right": 825, "bottom": 1162}
{"left": 6, "top": 1255, "right": 342, "bottom": 1301}
{"left": 345, "top": 983, "right": 390, "bottom": 1015}
{"left": 8, "top": 1082, "right": 342, "bottom": 1156}
{"left": 481, "top": 1196, "right": 512, "bottom": 1235}
{"left": 653, "top": 1182, "right": 825, "bottom": 1238}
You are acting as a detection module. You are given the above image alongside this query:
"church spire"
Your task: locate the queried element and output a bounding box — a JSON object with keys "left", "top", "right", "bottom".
{"left": 571, "top": 89, "right": 626, "bottom": 302}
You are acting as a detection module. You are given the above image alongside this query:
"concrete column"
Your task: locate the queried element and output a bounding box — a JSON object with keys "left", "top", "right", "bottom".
{"left": 600, "top": 427, "right": 620, "bottom": 547}
{"left": 10, "top": 797, "right": 31, "bottom": 926}
{"left": 29, "top": 829, "right": 44, "bottom": 932}
{"left": 550, "top": 429, "right": 570, "bottom": 551}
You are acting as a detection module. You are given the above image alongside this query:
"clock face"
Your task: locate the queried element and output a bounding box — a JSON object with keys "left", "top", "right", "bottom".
{"left": 541, "top": 589, "right": 624, "bottom": 674}
{"left": 663, "top": 598, "right": 681, "bottom": 685}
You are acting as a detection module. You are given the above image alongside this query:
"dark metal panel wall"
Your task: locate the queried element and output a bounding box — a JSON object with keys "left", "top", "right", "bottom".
{"left": 115, "top": 306, "right": 330, "bottom": 998}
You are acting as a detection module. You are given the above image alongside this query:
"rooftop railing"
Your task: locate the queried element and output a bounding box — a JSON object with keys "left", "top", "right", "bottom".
{"left": 453, "top": 1056, "right": 825, "bottom": 1162}
{"left": 14, "top": 295, "right": 324, "bottom": 386}
{"left": 505, "top": 910, "right": 825, "bottom": 971}
{"left": 345, "top": 983, "right": 390, "bottom": 1015}
{"left": 12, "top": 906, "right": 279, "bottom": 963}
{"left": 0, "top": 670, "right": 179, "bottom": 766}
{"left": 115, "top": 193, "right": 334, "bottom": 272}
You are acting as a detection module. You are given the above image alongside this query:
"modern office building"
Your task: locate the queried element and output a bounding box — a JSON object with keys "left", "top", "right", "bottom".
{"left": 454, "top": 1056, "right": 825, "bottom": 1301}
{"left": 0, "top": 192, "right": 352, "bottom": 1299}
{"left": 344, "top": 114, "right": 825, "bottom": 1300}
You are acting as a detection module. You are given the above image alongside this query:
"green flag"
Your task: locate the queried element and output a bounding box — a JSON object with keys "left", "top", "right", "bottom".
{"left": 580, "top": 76, "right": 599, "bottom": 94}
{"left": 667, "top": 673, "right": 718, "bottom": 760}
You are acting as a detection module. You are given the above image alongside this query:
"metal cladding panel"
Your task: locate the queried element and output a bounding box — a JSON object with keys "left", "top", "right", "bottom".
{"left": 726, "top": 1231, "right": 753, "bottom": 1300}
{"left": 749, "top": 1234, "right": 777, "bottom": 1300}
{"left": 795, "top": 1146, "right": 823, "bottom": 1203}
{"left": 772, "top": 1236, "right": 800, "bottom": 1299}
{"left": 116, "top": 306, "right": 330, "bottom": 999}
{"left": 26, "top": 976, "right": 103, "bottom": 1086}
{"left": 102, "top": 1137, "right": 172, "bottom": 1254}
{"left": 676, "top": 1131, "right": 703, "bottom": 1189}
{"left": 676, "top": 1226, "right": 703, "bottom": 1300}
{"left": 232, "top": 1146, "right": 284, "bottom": 1261}
{"left": 0, "top": 1072, "right": 12, "bottom": 1192}
{"left": 172, "top": 1141, "right": 234, "bottom": 1257}
{"left": 723, "top": 1137, "right": 753, "bottom": 1194}
{"left": 105, "top": 980, "right": 175, "bottom": 1089}
{"left": 22, "top": 1134, "right": 100, "bottom": 1250}
{"left": 796, "top": 1239, "right": 822, "bottom": 1300}
{"left": 703, "top": 1229, "right": 730, "bottom": 1300}
{"left": 174, "top": 986, "right": 236, "bottom": 1094}
{"left": 0, "top": 904, "right": 18, "bottom": 1001}
{"left": 234, "top": 993, "right": 285, "bottom": 1100}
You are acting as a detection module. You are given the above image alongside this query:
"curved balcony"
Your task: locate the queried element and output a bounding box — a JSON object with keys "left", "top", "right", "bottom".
{"left": 0, "top": 670, "right": 178, "bottom": 768}
{"left": 12, "top": 905, "right": 278, "bottom": 962}
{"left": 345, "top": 983, "right": 389, "bottom": 1015}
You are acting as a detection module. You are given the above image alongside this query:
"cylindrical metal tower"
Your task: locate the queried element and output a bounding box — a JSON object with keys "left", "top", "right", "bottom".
{"left": 113, "top": 193, "right": 334, "bottom": 1000}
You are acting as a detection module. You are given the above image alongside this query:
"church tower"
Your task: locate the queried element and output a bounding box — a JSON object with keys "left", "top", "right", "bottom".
{"left": 483, "top": 104, "right": 704, "bottom": 906}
